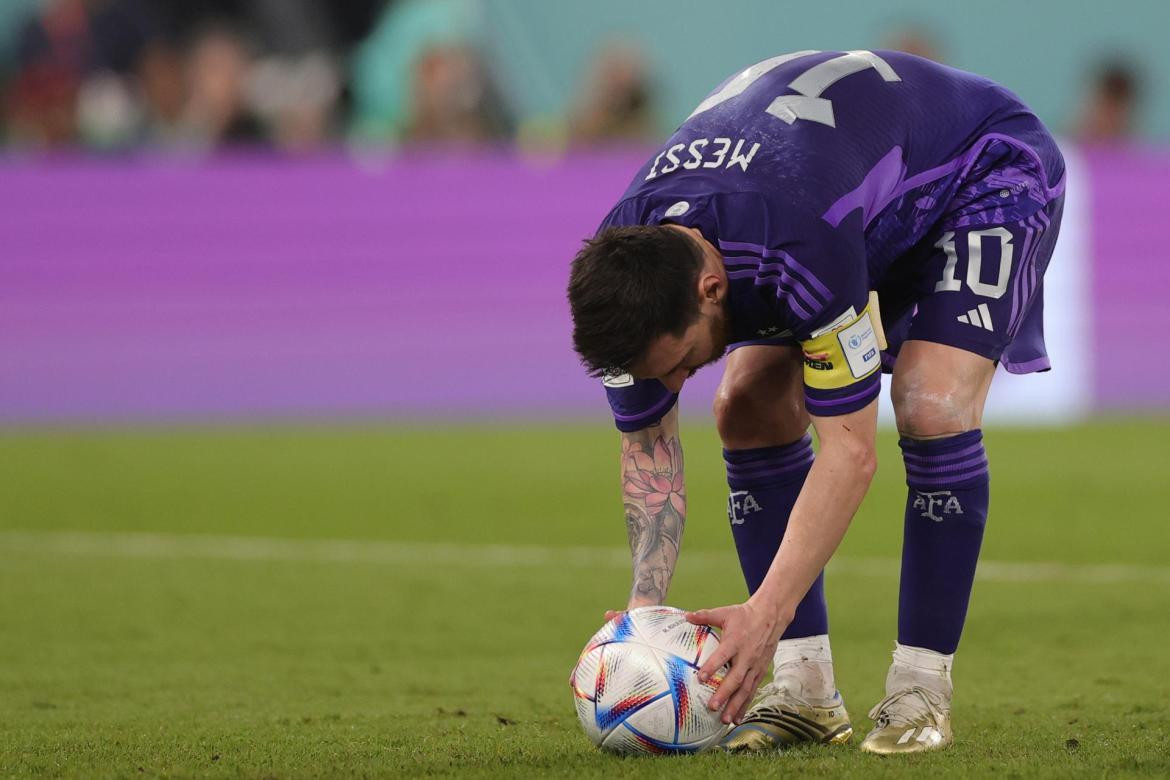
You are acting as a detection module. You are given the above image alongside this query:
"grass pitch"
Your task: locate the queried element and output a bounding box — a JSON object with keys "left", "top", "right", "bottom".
{"left": 1, "top": 418, "right": 1168, "bottom": 778}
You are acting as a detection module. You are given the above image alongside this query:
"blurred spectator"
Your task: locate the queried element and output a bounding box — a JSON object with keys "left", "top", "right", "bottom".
{"left": 3, "top": 0, "right": 171, "bottom": 149}
{"left": 403, "top": 42, "right": 511, "bottom": 145}
{"left": 2, "top": 0, "right": 509, "bottom": 153}
{"left": 75, "top": 65, "right": 141, "bottom": 147}
{"left": 1, "top": 0, "right": 378, "bottom": 153}
{"left": 136, "top": 39, "right": 185, "bottom": 145}
{"left": 882, "top": 23, "right": 944, "bottom": 62}
{"left": 349, "top": 0, "right": 481, "bottom": 142}
{"left": 175, "top": 21, "right": 263, "bottom": 148}
{"left": 248, "top": 50, "right": 340, "bottom": 151}
{"left": 4, "top": 0, "right": 90, "bottom": 148}
{"left": 241, "top": 0, "right": 345, "bottom": 151}
{"left": 78, "top": 0, "right": 163, "bottom": 148}
{"left": 1074, "top": 59, "right": 1142, "bottom": 143}
{"left": 569, "top": 41, "right": 656, "bottom": 146}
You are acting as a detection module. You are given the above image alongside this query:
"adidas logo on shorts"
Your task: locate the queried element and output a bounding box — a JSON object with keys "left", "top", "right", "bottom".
{"left": 956, "top": 303, "right": 994, "bottom": 331}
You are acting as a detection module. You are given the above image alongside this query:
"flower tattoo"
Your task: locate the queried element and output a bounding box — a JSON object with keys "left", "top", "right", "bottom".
{"left": 620, "top": 419, "right": 686, "bottom": 605}
{"left": 622, "top": 436, "right": 687, "bottom": 518}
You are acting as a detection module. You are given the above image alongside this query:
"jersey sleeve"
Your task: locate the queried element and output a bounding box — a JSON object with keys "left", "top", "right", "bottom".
{"left": 712, "top": 194, "right": 882, "bottom": 416}
{"left": 783, "top": 211, "right": 881, "bottom": 416}
{"left": 602, "top": 372, "right": 678, "bottom": 433}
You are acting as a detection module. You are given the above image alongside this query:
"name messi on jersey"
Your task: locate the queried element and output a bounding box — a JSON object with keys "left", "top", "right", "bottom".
{"left": 645, "top": 137, "right": 761, "bottom": 181}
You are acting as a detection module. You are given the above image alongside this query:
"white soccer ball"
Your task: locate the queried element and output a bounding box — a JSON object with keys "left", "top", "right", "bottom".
{"left": 569, "top": 606, "right": 728, "bottom": 754}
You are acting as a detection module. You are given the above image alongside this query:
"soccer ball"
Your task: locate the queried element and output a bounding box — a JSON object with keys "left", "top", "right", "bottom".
{"left": 569, "top": 606, "right": 728, "bottom": 754}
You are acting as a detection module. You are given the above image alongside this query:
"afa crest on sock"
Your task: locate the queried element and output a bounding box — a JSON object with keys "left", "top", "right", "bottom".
{"left": 727, "top": 490, "right": 763, "bottom": 525}
{"left": 912, "top": 491, "right": 964, "bottom": 522}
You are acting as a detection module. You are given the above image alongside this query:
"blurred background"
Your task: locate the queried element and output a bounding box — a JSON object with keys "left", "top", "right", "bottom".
{"left": 0, "top": 0, "right": 1167, "bottom": 424}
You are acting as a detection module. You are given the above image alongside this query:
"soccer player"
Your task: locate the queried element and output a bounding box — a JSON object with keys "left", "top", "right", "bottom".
{"left": 568, "top": 50, "right": 1064, "bottom": 754}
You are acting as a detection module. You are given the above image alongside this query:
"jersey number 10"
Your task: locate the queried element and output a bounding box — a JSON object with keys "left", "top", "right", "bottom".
{"left": 934, "top": 228, "right": 1014, "bottom": 299}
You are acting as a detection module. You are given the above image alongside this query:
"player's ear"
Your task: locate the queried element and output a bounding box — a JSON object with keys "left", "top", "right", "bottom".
{"left": 698, "top": 270, "right": 723, "bottom": 305}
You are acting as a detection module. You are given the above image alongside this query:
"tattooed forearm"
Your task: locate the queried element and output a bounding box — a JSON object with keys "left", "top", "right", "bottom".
{"left": 624, "top": 500, "right": 683, "bottom": 602}
{"left": 619, "top": 407, "right": 685, "bottom": 606}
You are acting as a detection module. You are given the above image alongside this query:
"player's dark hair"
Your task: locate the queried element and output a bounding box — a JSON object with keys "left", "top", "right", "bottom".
{"left": 567, "top": 225, "right": 705, "bottom": 377}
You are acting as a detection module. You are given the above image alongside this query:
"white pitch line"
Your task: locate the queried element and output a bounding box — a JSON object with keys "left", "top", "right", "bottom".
{"left": 0, "top": 530, "right": 1168, "bottom": 585}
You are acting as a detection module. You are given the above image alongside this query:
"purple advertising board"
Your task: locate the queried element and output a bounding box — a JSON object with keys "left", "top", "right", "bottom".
{"left": 1083, "top": 147, "right": 1170, "bottom": 410}
{"left": 0, "top": 152, "right": 726, "bottom": 424}
{"left": 0, "top": 148, "right": 1167, "bottom": 424}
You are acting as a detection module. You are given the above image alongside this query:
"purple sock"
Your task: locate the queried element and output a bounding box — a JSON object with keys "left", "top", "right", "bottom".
{"left": 724, "top": 434, "right": 828, "bottom": 639}
{"left": 898, "top": 429, "right": 990, "bottom": 654}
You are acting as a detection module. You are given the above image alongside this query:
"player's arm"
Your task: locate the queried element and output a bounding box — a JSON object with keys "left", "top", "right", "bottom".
{"left": 756, "top": 400, "right": 878, "bottom": 611}
{"left": 617, "top": 404, "right": 685, "bottom": 611}
{"left": 687, "top": 399, "right": 877, "bottom": 723}
{"left": 688, "top": 288, "right": 884, "bottom": 722}
{"left": 752, "top": 295, "right": 884, "bottom": 614}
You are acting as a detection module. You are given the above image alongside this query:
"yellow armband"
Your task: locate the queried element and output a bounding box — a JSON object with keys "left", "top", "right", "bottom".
{"left": 800, "top": 303, "right": 883, "bottom": 391}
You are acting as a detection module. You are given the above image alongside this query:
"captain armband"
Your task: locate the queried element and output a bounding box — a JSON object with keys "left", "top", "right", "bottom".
{"left": 800, "top": 304, "right": 883, "bottom": 391}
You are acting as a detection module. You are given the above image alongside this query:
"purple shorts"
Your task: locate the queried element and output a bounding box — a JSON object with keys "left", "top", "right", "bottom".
{"left": 874, "top": 137, "right": 1065, "bottom": 374}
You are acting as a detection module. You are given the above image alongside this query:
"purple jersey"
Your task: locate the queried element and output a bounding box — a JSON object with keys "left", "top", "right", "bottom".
{"left": 598, "top": 50, "right": 1065, "bottom": 430}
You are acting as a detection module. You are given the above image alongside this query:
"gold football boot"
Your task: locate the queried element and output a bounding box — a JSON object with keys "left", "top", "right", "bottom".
{"left": 719, "top": 680, "right": 853, "bottom": 752}
{"left": 860, "top": 685, "right": 953, "bottom": 755}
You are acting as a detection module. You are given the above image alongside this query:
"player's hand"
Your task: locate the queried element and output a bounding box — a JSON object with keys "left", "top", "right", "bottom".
{"left": 686, "top": 600, "right": 790, "bottom": 725}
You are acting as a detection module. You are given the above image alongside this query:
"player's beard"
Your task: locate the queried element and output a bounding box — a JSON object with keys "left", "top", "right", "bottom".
{"left": 688, "top": 300, "right": 734, "bottom": 378}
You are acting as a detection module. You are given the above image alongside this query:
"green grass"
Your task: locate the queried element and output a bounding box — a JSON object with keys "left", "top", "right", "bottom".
{"left": 1, "top": 418, "right": 1168, "bottom": 778}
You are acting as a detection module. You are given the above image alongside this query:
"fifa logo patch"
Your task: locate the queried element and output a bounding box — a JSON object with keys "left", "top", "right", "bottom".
{"left": 912, "top": 490, "right": 963, "bottom": 522}
{"left": 727, "top": 490, "right": 763, "bottom": 525}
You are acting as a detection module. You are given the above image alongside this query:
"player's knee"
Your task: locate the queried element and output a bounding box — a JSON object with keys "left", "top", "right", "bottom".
{"left": 713, "top": 381, "right": 808, "bottom": 449}
{"left": 892, "top": 375, "right": 979, "bottom": 438}
{"left": 711, "top": 383, "right": 749, "bottom": 442}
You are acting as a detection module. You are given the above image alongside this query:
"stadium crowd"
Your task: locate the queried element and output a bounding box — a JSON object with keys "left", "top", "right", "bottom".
{"left": 0, "top": 0, "right": 658, "bottom": 152}
{"left": 0, "top": 0, "right": 1142, "bottom": 153}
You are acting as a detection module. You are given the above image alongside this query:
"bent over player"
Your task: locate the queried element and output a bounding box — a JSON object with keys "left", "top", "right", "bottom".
{"left": 567, "top": 50, "right": 1064, "bottom": 754}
